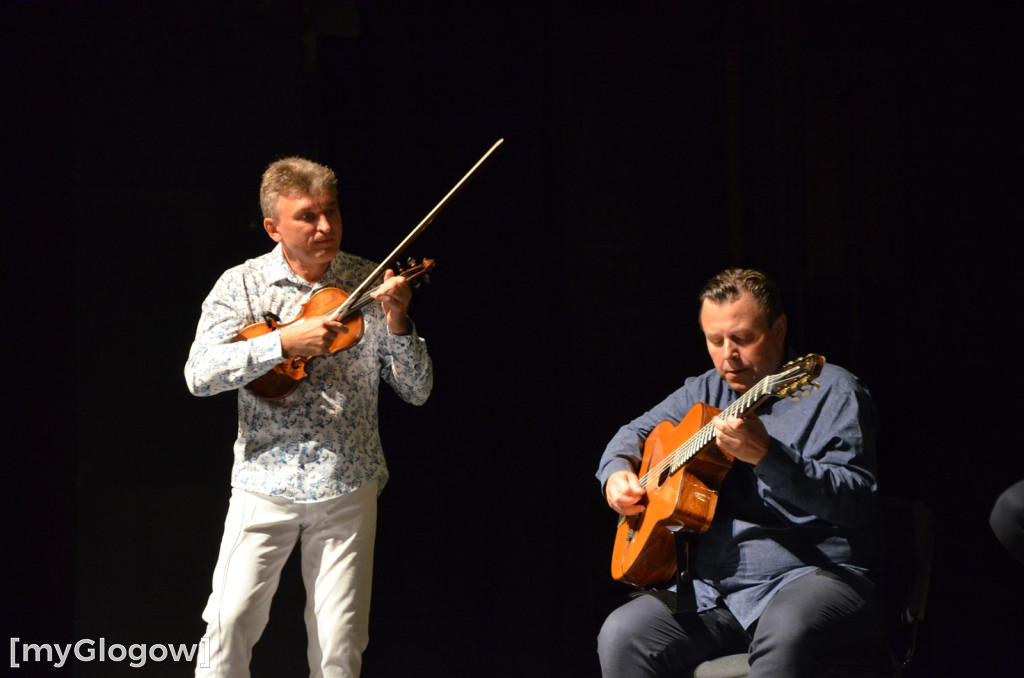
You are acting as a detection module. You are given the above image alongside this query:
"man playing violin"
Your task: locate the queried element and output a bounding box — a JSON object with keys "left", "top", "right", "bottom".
{"left": 184, "top": 156, "right": 433, "bottom": 677}
{"left": 596, "top": 268, "right": 884, "bottom": 677}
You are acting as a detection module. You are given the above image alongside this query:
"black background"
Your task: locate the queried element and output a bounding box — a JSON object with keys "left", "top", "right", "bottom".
{"left": 6, "top": 1, "right": 1023, "bottom": 676}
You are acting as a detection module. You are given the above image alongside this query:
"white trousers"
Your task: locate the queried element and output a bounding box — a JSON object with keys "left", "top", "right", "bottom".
{"left": 196, "top": 484, "right": 378, "bottom": 678}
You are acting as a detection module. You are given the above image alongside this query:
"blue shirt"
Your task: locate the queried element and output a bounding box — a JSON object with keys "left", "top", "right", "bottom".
{"left": 185, "top": 245, "right": 433, "bottom": 502}
{"left": 596, "top": 361, "right": 881, "bottom": 628}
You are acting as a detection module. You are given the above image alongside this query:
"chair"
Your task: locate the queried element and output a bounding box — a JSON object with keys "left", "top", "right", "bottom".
{"left": 685, "top": 497, "right": 936, "bottom": 678}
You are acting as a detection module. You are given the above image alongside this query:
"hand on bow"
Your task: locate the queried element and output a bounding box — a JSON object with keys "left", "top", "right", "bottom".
{"left": 371, "top": 269, "right": 413, "bottom": 335}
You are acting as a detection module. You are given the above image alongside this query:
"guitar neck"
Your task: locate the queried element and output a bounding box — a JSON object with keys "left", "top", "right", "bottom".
{"left": 634, "top": 354, "right": 822, "bottom": 488}
{"left": 665, "top": 380, "right": 776, "bottom": 475}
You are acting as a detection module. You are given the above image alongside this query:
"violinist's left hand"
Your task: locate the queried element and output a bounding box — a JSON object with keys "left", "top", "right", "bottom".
{"left": 713, "top": 414, "right": 771, "bottom": 465}
{"left": 371, "top": 269, "right": 413, "bottom": 335}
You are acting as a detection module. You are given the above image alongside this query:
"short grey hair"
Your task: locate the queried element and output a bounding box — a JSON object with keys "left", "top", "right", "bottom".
{"left": 259, "top": 156, "right": 338, "bottom": 220}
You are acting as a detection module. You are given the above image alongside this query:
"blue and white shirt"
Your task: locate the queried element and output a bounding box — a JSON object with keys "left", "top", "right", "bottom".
{"left": 185, "top": 245, "right": 433, "bottom": 502}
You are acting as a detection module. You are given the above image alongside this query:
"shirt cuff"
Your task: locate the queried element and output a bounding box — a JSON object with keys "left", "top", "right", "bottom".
{"left": 386, "top": 322, "right": 419, "bottom": 344}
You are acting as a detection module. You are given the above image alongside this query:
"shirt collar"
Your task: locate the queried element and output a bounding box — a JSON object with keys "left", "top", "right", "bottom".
{"left": 260, "top": 243, "right": 302, "bottom": 286}
{"left": 262, "top": 244, "right": 364, "bottom": 291}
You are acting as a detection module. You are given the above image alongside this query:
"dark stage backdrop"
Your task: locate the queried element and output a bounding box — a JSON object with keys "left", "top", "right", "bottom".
{"left": 7, "top": 2, "right": 1023, "bottom": 676}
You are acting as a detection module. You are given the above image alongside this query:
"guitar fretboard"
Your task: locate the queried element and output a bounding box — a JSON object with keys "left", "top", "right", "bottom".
{"left": 639, "top": 376, "right": 778, "bottom": 489}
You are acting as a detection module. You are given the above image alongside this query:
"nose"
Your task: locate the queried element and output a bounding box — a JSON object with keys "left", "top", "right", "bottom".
{"left": 722, "top": 339, "right": 740, "bottom": 360}
{"left": 316, "top": 214, "right": 332, "bottom": 232}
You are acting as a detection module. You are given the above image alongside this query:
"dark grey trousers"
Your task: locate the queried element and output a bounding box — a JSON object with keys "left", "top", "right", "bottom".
{"left": 597, "top": 568, "right": 881, "bottom": 678}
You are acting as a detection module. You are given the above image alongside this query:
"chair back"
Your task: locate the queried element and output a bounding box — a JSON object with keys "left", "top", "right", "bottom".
{"left": 876, "top": 496, "right": 936, "bottom": 668}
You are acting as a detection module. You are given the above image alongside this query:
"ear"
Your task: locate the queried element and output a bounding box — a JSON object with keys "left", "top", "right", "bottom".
{"left": 264, "top": 217, "right": 282, "bottom": 242}
{"left": 773, "top": 313, "right": 788, "bottom": 340}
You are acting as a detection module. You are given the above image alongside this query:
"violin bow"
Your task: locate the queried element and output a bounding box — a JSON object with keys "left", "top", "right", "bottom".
{"left": 335, "top": 138, "right": 504, "bottom": 317}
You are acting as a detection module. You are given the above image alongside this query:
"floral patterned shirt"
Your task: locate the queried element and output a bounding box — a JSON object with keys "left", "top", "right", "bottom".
{"left": 185, "top": 245, "right": 433, "bottom": 502}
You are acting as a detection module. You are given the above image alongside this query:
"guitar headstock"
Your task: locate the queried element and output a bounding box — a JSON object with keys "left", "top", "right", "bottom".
{"left": 395, "top": 257, "right": 436, "bottom": 288}
{"left": 770, "top": 353, "right": 826, "bottom": 400}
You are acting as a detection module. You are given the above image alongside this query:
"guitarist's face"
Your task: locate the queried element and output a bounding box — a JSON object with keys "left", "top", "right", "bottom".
{"left": 700, "top": 292, "right": 787, "bottom": 394}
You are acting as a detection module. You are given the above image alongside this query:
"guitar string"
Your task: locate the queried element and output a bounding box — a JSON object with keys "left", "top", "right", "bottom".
{"left": 637, "top": 379, "right": 772, "bottom": 489}
{"left": 635, "top": 357, "right": 814, "bottom": 488}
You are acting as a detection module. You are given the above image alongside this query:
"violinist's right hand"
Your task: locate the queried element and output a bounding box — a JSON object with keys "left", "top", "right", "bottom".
{"left": 605, "top": 470, "right": 647, "bottom": 516}
{"left": 279, "top": 313, "right": 348, "bottom": 357}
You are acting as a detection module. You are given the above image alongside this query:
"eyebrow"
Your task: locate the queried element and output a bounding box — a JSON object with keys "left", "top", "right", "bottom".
{"left": 295, "top": 200, "right": 337, "bottom": 215}
{"left": 704, "top": 327, "right": 759, "bottom": 339}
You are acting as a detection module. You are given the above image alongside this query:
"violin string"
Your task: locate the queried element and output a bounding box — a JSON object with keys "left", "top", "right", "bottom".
{"left": 318, "top": 288, "right": 377, "bottom": 320}
{"left": 318, "top": 264, "right": 429, "bottom": 319}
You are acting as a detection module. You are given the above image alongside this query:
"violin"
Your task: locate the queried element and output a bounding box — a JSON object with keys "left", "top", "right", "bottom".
{"left": 237, "top": 137, "right": 503, "bottom": 400}
{"left": 237, "top": 258, "right": 435, "bottom": 400}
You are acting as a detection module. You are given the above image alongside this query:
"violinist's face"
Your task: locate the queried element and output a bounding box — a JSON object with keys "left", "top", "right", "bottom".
{"left": 700, "top": 292, "right": 787, "bottom": 394}
{"left": 265, "top": 190, "right": 343, "bottom": 282}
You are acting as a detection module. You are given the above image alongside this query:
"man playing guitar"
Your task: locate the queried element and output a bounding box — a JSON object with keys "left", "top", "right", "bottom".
{"left": 597, "top": 268, "right": 885, "bottom": 678}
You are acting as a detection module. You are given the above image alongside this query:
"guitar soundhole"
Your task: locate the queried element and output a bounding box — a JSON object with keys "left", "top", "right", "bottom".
{"left": 657, "top": 466, "right": 670, "bottom": 489}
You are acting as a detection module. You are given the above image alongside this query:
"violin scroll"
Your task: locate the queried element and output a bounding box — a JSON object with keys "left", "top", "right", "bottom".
{"left": 393, "top": 257, "right": 435, "bottom": 288}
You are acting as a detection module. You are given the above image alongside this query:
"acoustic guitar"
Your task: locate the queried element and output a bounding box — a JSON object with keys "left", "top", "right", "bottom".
{"left": 610, "top": 353, "right": 825, "bottom": 588}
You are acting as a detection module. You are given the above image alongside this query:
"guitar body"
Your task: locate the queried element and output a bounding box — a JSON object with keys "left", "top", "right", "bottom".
{"left": 611, "top": 402, "right": 734, "bottom": 588}
{"left": 609, "top": 354, "right": 825, "bottom": 588}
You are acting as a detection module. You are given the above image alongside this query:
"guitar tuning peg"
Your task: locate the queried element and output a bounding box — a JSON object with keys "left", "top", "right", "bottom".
{"left": 812, "top": 382, "right": 820, "bottom": 390}
{"left": 790, "top": 394, "right": 801, "bottom": 401}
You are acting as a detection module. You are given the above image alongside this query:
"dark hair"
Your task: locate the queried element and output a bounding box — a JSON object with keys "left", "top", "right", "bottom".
{"left": 698, "top": 268, "right": 785, "bottom": 326}
{"left": 259, "top": 156, "right": 338, "bottom": 220}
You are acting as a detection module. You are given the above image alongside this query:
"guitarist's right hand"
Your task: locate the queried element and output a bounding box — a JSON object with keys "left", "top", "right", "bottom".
{"left": 606, "top": 470, "right": 647, "bottom": 516}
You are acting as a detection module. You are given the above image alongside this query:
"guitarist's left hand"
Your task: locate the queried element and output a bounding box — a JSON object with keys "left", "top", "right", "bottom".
{"left": 714, "top": 414, "right": 771, "bottom": 465}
